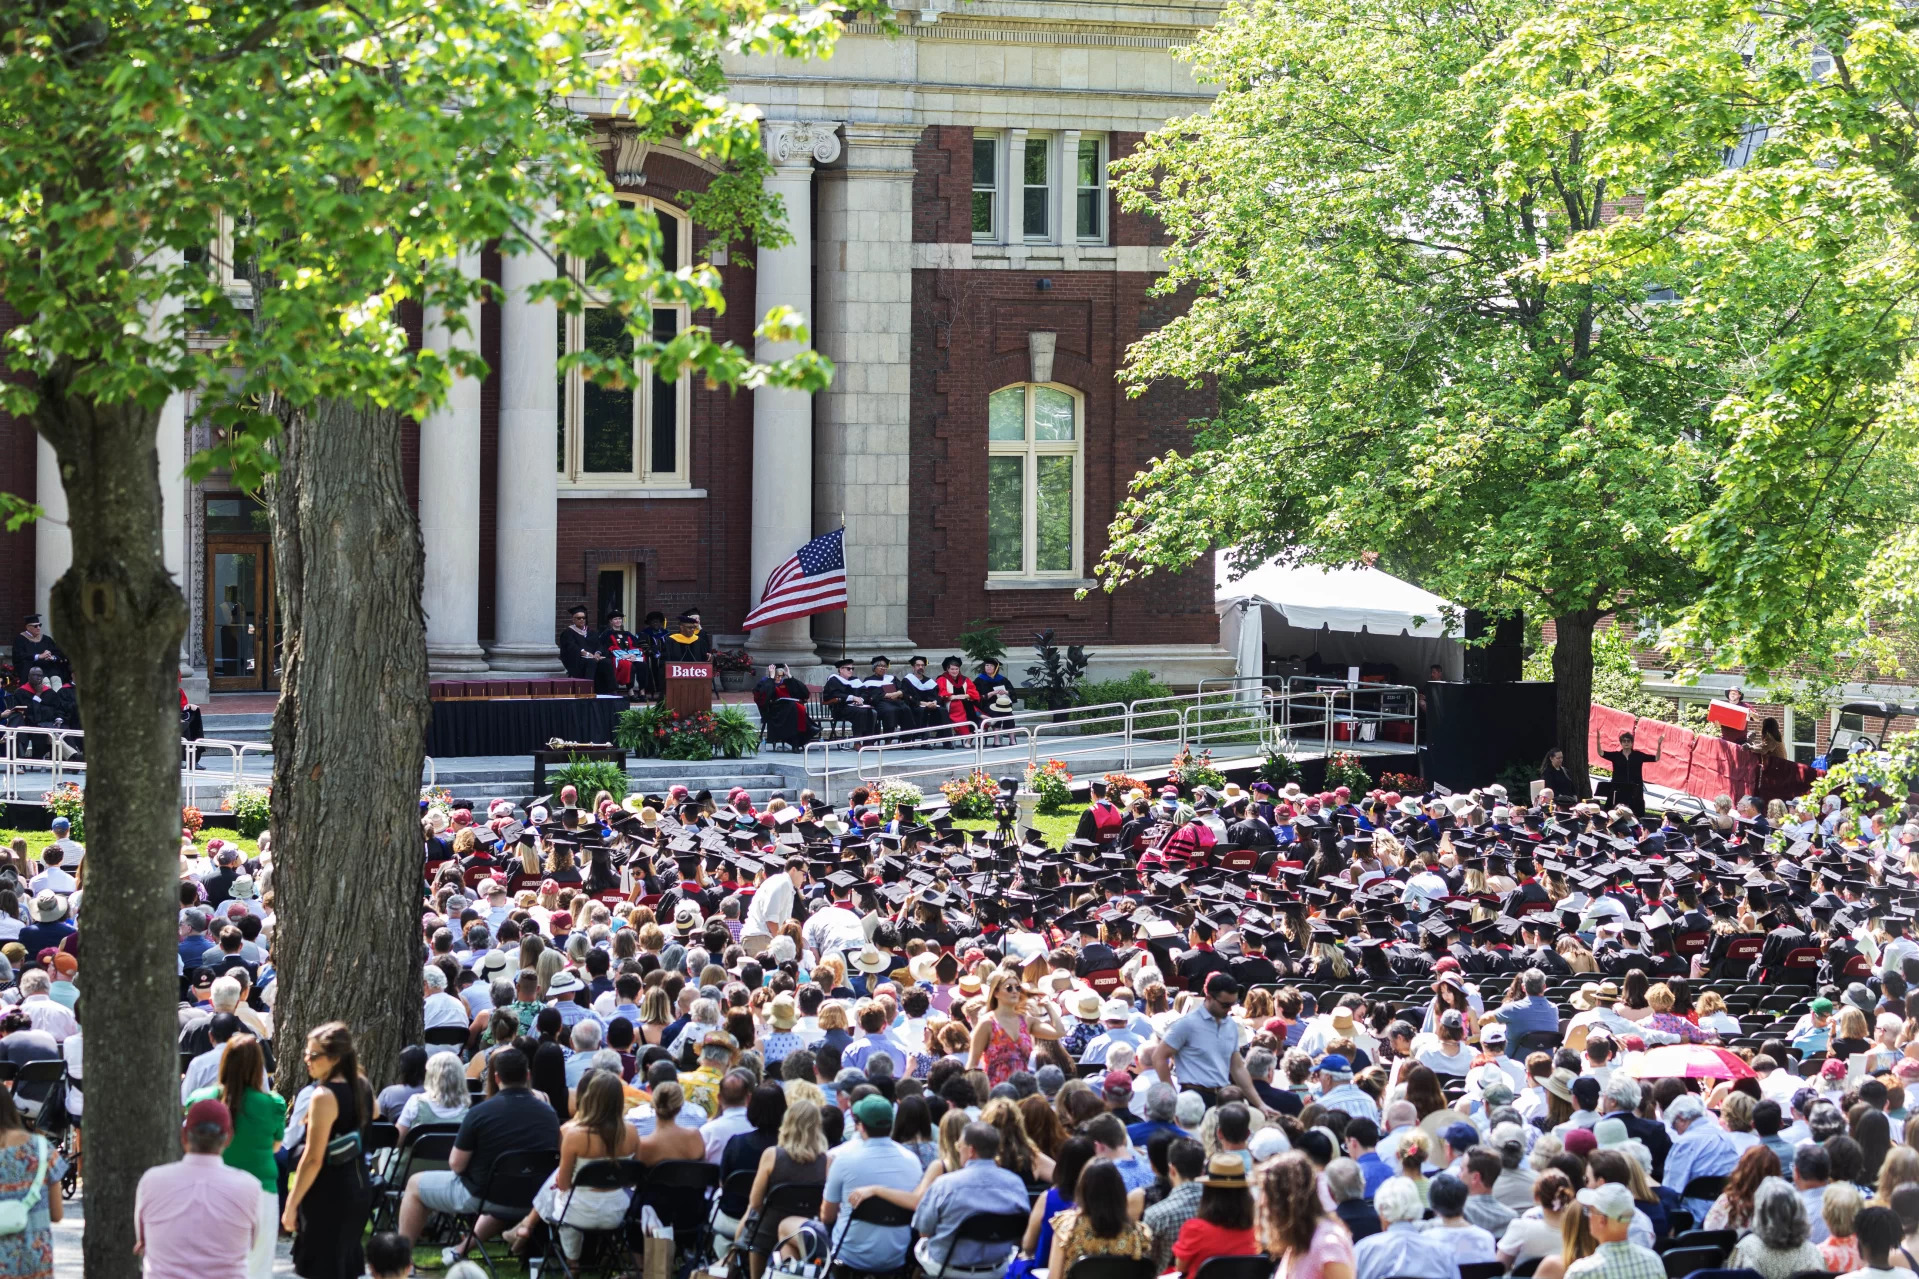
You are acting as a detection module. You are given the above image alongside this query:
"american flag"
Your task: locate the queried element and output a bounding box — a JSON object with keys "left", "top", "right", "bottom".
{"left": 742, "top": 528, "right": 848, "bottom": 630}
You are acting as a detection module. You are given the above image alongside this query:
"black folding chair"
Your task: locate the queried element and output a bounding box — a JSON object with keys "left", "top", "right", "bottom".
{"left": 1192, "top": 1256, "right": 1274, "bottom": 1279}
{"left": 1511, "top": 1256, "right": 1545, "bottom": 1278}
{"left": 1459, "top": 1264, "right": 1504, "bottom": 1279}
{"left": 461, "top": 1148, "right": 562, "bottom": 1278}
{"left": 631, "top": 1159, "right": 722, "bottom": 1269}
{"left": 1681, "top": 1176, "right": 1729, "bottom": 1204}
{"left": 425, "top": 1025, "right": 472, "bottom": 1051}
{"left": 370, "top": 1123, "right": 462, "bottom": 1233}
{"left": 548, "top": 1157, "right": 646, "bottom": 1279}
{"left": 1062, "top": 1258, "right": 1157, "bottom": 1279}
{"left": 1667, "top": 1231, "right": 1738, "bottom": 1257}
{"left": 12, "top": 1060, "right": 67, "bottom": 1133}
{"left": 822, "top": 1195, "right": 916, "bottom": 1278}
{"left": 1663, "top": 1246, "right": 1727, "bottom": 1277}
{"left": 735, "top": 1182, "right": 827, "bottom": 1270}
{"left": 924, "top": 1211, "right": 1032, "bottom": 1279}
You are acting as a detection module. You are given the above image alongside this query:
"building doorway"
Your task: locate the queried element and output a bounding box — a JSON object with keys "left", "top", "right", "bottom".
{"left": 205, "top": 496, "right": 280, "bottom": 692}
{"left": 595, "top": 562, "right": 641, "bottom": 628}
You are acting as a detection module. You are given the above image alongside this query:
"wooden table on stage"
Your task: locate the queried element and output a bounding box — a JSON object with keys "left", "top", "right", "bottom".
{"left": 532, "top": 747, "right": 627, "bottom": 795}
{"left": 663, "top": 661, "right": 714, "bottom": 716}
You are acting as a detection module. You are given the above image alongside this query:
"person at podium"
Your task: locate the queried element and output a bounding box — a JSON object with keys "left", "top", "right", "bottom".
{"left": 662, "top": 612, "right": 710, "bottom": 661}
{"left": 558, "top": 605, "right": 617, "bottom": 694}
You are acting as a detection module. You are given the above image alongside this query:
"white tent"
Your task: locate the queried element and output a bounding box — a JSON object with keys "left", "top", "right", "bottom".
{"left": 1216, "top": 555, "right": 1464, "bottom": 687}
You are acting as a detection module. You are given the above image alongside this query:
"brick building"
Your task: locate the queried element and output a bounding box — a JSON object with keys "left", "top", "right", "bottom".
{"left": 0, "top": 2, "right": 1237, "bottom": 697}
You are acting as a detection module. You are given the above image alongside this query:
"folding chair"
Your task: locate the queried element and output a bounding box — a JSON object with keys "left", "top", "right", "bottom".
{"left": 1681, "top": 1177, "right": 1729, "bottom": 1205}
{"left": 547, "top": 1156, "right": 646, "bottom": 1279}
{"left": 425, "top": 1025, "right": 471, "bottom": 1051}
{"left": 1062, "top": 1258, "right": 1158, "bottom": 1279}
{"left": 822, "top": 1194, "right": 915, "bottom": 1279}
{"left": 11, "top": 1060, "right": 66, "bottom": 1132}
{"left": 1460, "top": 1264, "right": 1505, "bottom": 1279}
{"left": 733, "top": 1181, "right": 827, "bottom": 1275}
{"left": 370, "top": 1123, "right": 461, "bottom": 1233}
{"left": 460, "top": 1148, "right": 561, "bottom": 1278}
{"left": 922, "top": 1210, "right": 1031, "bottom": 1279}
{"left": 1192, "top": 1256, "right": 1275, "bottom": 1279}
{"left": 1511, "top": 1257, "right": 1545, "bottom": 1278}
{"left": 631, "top": 1159, "right": 722, "bottom": 1270}
{"left": 1663, "top": 1246, "right": 1728, "bottom": 1278}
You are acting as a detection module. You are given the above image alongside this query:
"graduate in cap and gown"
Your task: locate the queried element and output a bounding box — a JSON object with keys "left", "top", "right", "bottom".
{"left": 754, "top": 663, "right": 814, "bottom": 749}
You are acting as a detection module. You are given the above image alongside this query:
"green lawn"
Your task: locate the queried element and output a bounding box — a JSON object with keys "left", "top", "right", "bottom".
{"left": 953, "top": 801, "right": 1087, "bottom": 847}
{"left": 0, "top": 827, "right": 261, "bottom": 858}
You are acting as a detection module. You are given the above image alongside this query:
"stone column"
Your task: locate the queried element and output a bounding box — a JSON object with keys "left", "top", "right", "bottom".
{"left": 813, "top": 122, "right": 920, "bottom": 655}
{"left": 419, "top": 249, "right": 489, "bottom": 673}
{"left": 488, "top": 213, "right": 564, "bottom": 673}
{"left": 748, "top": 120, "right": 841, "bottom": 667}
{"left": 33, "top": 436, "right": 68, "bottom": 625}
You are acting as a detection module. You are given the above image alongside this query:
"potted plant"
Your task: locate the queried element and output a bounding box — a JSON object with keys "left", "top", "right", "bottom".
{"left": 713, "top": 648, "right": 755, "bottom": 693}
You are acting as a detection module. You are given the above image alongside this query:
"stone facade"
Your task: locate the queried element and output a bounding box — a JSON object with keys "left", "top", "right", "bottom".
{"left": 0, "top": 0, "right": 1240, "bottom": 693}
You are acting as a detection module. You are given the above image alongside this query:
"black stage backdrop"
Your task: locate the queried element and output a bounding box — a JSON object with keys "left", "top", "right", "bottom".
{"left": 424, "top": 695, "right": 625, "bottom": 757}
{"left": 1422, "top": 681, "right": 1558, "bottom": 792}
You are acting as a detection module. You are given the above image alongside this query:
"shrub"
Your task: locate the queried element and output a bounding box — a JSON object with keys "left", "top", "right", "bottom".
{"left": 876, "top": 779, "right": 924, "bottom": 813}
{"left": 940, "top": 769, "right": 999, "bottom": 820}
{"left": 1259, "top": 750, "right": 1302, "bottom": 789}
{"left": 1166, "top": 748, "right": 1225, "bottom": 795}
{"left": 1025, "top": 759, "right": 1074, "bottom": 815}
{"left": 711, "top": 648, "right": 755, "bottom": 674}
{"left": 181, "top": 806, "right": 205, "bottom": 838}
{"left": 1323, "top": 750, "right": 1373, "bottom": 793}
{"left": 1076, "top": 669, "right": 1172, "bottom": 710}
{"left": 957, "top": 618, "right": 1008, "bottom": 671}
{"left": 1378, "top": 771, "right": 1426, "bottom": 794}
{"left": 1023, "top": 629, "right": 1089, "bottom": 710}
{"left": 42, "top": 783, "right": 83, "bottom": 841}
{"left": 223, "top": 785, "right": 272, "bottom": 838}
{"left": 1104, "top": 772, "right": 1147, "bottom": 801}
{"left": 549, "top": 756, "right": 630, "bottom": 802}
{"left": 616, "top": 704, "right": 756, "bottom": 760}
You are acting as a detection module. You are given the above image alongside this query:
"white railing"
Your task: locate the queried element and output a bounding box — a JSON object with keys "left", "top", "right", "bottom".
{"left": 2, "top": 721, "right": 436, "bottom": 809}
{"left": 798, "top": 677, "right": 1422, "bottom": 795}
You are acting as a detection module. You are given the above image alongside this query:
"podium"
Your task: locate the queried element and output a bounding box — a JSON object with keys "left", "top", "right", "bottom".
{"left": 663, "top": 661, "right": 714, "bottom": 716}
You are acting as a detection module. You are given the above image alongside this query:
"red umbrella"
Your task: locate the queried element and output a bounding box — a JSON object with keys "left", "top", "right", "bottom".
{"left": 1627, "top": 1043, "right": 1756, "bottom": 1080}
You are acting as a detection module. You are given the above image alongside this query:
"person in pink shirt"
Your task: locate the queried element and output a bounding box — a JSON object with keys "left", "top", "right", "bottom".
{"left": 134, "top": 1099, "right": 261, "bottom": 1279}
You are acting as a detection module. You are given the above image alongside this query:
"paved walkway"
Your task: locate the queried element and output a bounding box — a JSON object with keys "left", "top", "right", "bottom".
{"left": 50, "top": 1192, "right": 299, "bottom": 1279}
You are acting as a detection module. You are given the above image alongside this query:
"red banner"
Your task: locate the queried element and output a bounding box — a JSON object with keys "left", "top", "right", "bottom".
{"left": 1588, "top": 704, "right": 1639, "bottom": 765}
{"left": 1633, "top": 716, "right": 1696, "bottom": 789}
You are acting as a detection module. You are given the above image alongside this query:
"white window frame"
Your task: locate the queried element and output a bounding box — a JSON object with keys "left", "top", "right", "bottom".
{"left": 1074, "top": 133, "right": 1106, "bottom": 243}
{"left": 1021, "top": 133, "right": 1053, "bottom": 243}
{"left": 986, "top": 382, "right": 1084, "bottom": 579}
{"left": 559, "top": 194, "right": 693, "bottom": 489}
{"left": 1785, "top": 705, "right": 1820, "bottom": 763}
{"left": 972, "top": 133, "right": 1000, "bottom": 244}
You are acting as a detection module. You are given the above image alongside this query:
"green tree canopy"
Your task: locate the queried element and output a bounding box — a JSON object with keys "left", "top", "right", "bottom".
{"left": 1484, "top": 0, "right": 1919, "bottom": 685}
{"left": 1096, "top": 0, "right": 1784, "bottom": 771}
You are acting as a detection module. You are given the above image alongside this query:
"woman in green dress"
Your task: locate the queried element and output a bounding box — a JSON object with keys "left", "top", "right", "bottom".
{"left": 187, "top": 1033, "right": 285, "bottom": 1279}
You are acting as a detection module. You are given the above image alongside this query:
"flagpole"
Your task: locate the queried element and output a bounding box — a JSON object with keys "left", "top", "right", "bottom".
{"left": 839, "top": 511, "right": 847, "bottom": 669}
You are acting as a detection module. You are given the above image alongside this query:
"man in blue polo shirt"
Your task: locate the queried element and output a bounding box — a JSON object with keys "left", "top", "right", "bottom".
{"left": 1484, "top": 968, "right": 1559, "bottom": 1040}
{"left": 817, "top": 1096, "right": 922, "bottom": 1271}
{"left": 1146, "top": 973, "right": 1275, "bottom": 1114}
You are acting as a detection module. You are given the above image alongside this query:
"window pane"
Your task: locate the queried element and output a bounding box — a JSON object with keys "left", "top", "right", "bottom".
{"left": 1024, "top": 138, "right": 1049, "bottom": 238}
{"left": 581, "top": 308, "right": 635, "bottom": 474}
{"left": 972, "top": 191, "right": 995, "bottom": 236}
{"left": 973, "top": 138, "right": 997, "bottom": 187}
{"left": 650, "top": 310, "right": 679, "bottom": 476}
{"left": 658, "top": 210, "right": 679, "bottom": 270}
{"left": 1032, "top": 387, "right": 1075, "bottom": 440}
{"left": 1035, "top": 454, "right": 1075, "bottom": 572}
{"left": 558, "top": 319, "right": 569, "bottom": 471}
{"left": 1077, "top": 139, "right": 1100, "bottom": 188}
{"left": 988, "top": 388, "right": 1026, "bottom": 441}
{"left": 1024, "top": 189, "right": 1048, "bottom": 238}
{"left": 1024, "top": 138, "right": 1049, "bottom": 186}
{"left": 987, "top": 456, "right": 1025, "bottom": 574}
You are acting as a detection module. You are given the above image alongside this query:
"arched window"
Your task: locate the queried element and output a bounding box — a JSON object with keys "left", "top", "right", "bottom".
{"left": 986, "top": 383, "right": 1083, "bottom": 578}
{"left": 558, "top": 195, "right": 692, "bottom": 487}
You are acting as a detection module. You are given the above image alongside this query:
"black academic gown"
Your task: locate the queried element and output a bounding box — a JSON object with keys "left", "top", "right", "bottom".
{"left": 1600, "top": 748, "right": 1657, "bottom": 814}
{"left": 558, "top": 626, "right": 617, "bottom": 694}
{"left": 662, "top": 631, "right": 711, "bottom": 661}
{"left": 755, "top": 676, "right": 814, "bottom": 748}
{"left": 11, "top": 632, "right": 69, "bottom": 684}
{"left": 821, "top": 675, "right": 878, "bottom": 736}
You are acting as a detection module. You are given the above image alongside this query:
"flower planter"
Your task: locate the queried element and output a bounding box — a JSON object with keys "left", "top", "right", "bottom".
{"left": 719, "top": 670, "right": 754, "bottom": 693}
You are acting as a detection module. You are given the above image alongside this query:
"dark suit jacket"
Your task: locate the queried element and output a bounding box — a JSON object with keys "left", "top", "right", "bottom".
{"left": 1617, "top": 1111, "right": 1674, "bottom": 1182}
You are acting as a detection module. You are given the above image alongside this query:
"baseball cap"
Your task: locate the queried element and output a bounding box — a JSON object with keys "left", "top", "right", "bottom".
{"left": 1577, "top": 1183, "right": 1637, "bottom": 1221}
{"left": 183, "top": 1098, "right": 233, "bottom": 1136}
{"left": 1442, "top": 1121, "right": 1479, "bottom": 1153}
{"left": 852, "top": 1095, "right": 894, "bottom": 1128}
{"left": 1317, "top": 1053, "right": 1352, "bottom": 1076}
{"left": 1810, "top": 998, "right": 1835, "bottom": 1014}
{"left": 1102, "top": 1071, "right": 1135, "bottom": 1096}
{"left": 1480, "top": 1023, "right": 1506, "bottom": 1044}
{"left": 1562, "top": 1128, "right": 1598, "bottom": 1157}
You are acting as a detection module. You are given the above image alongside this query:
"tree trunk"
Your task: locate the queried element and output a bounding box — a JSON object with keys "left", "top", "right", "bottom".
{"left": 1552, "top": 609, "right": 1601, "bottom": 794}
{"left": 266, "top": 395, "right": 429, "bottom": 1093}
{"left": 34, "top": 384, "right": 187, "bottom": 1279}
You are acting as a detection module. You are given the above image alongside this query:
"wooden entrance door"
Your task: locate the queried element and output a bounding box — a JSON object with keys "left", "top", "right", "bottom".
{"left": 206, "top": 538, "right": 278, "bottom": 691}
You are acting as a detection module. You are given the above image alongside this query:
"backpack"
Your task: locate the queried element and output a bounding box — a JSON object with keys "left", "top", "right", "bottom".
{"left": 0, "top": 1137, "right": 48, "bottom": 1235}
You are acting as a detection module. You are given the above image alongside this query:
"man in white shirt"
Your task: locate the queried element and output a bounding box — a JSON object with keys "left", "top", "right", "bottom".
{"left": 701, "top": 1071, "right": 756, "bottom": 1162}
{"left": 18, "top": 970, "right": 77, "bottom": 1043}
{"left": 28, "top": 846, "right": 75, "bottom": 897}
{"left": 742, "top": 857, "right": 806, "bottom": 956}
{"left": 46, "top": 817, "right": 83, "bottom": 867}
{"left": 180, "top": 1012, "right": 244, "bottom": 1103}
{"left": 422, "top": 965, "right": 469, "bottom": 1030}
{"left": 802, "top": 883, "right": 867, "bottom": 959}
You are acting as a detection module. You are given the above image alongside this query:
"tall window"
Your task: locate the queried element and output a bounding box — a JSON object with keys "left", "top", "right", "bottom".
{"left": 1786, "top": 707, "right": 1820, "bottom": 764}
{"left": 1023, "top": 137, "right": 1051, "bottom": 240}
{"left": 1075, "top": 137, "right": 1104, "bottom": 241}
{"left": 558, "top": 195, "right": 692, "bottom": 486}
{"left": 987, "top": 384, "right": 1081, "bottom": 577}
{"left": 972, "top": 136, "right": 998, "bottom": 241}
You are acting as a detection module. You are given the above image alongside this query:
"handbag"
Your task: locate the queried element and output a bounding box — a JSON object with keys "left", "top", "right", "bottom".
{"left": 324, "top": 1129, "right": 363, "bottom": 1166}
{"left": 0, "top": 1137, "right": 48, "bottom": 1235}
